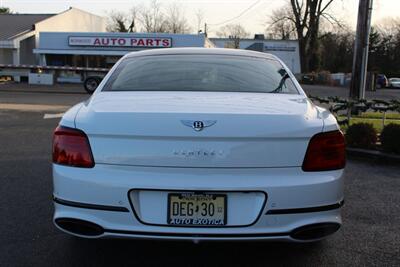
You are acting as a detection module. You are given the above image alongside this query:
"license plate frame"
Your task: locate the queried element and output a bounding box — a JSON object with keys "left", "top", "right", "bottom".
{"left": 167, "top": 192, "right": 227, "bottom": 226}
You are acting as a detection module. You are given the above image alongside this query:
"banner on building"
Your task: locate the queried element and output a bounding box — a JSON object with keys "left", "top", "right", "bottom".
{"left": 68, "top": 36, "right": 172, "bottom": 48}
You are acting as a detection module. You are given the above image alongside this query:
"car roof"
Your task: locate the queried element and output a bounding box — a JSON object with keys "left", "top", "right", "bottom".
{"left": 125, "top": 47, "right": 278, "bottom": 60}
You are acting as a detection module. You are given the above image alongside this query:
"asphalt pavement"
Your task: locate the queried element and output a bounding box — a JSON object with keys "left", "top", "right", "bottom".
{"left": 0, "top": 83, "right": 400, "bottom": 266}
{"left": 0, "top": 83, "right": 88, "bottom": 106}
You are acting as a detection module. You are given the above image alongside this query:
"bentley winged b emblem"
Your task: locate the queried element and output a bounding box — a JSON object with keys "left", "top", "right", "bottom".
{"left": 181, "top": 120, "right": 217, "bottom": 131}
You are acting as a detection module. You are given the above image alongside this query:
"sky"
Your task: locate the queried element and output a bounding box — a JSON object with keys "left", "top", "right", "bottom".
{"left": 1, "top": 0, "right": 399, "bottom": 36}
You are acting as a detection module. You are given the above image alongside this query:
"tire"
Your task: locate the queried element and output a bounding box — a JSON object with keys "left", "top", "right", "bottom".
{"left": 84, "top": 77, "right": 101, "bottom": 94}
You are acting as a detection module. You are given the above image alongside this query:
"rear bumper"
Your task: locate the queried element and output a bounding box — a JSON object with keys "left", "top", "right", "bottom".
{"left": 53, "top": 164, "right": 344, "bottom": 241}
{"left": 53, "top": 200, "right": 343, "bottom": 242}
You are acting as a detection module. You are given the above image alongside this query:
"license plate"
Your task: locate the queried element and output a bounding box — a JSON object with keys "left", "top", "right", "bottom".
{"left": 167, "top": 193, "right": 227, "bottom": 226}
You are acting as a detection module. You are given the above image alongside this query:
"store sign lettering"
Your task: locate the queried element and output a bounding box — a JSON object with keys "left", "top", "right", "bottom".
{"left": 68, "top": 36, "right": 172, "bottom": 48}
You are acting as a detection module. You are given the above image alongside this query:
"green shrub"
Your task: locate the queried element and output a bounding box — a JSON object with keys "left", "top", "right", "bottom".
{"left": 345, "top": 123, "right": 377, "bottom": 149}
{"left": 380, "top": 124, "right": 400, "bottom": 154}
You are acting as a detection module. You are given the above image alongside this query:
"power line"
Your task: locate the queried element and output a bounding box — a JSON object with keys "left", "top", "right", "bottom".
{"left": 207, "top": 0, "right": 263, "bottom": 26}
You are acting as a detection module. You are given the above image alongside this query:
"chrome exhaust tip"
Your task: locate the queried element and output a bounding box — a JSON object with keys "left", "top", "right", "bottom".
{"left": 290, "top": 223, "right": 341, "bottom": 241}
{"left": 55, "top": 218, "right": 104, "bottom": 237}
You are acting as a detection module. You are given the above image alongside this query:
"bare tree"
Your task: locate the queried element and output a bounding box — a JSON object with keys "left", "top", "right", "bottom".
{"left": 216, "top": 24, "right": 250, "bottom": 48}
{"left": 107, "top": 11, "right": 129, "bottom": 32}
{"left": 127, "top": 5, "right": 141, "bottom": 33}
{"left": 106, "top": 1, "right": 192, "bottom": 34}
{"left": 216, "top": 24, "right": 250, "bottom": 38}
{"left": 138, "top": 0, "right": 167, "bottom": 33}
{"left": 375, "top": 17, "right": 400, "bottom": 37}
{"left": 268, "top": 0, "right": 340, "bottom": 72}
{"left": 266, "top": 7, "right": 296, "bottom": 40}
{"left": 195, "top": 9, "right": 205, "bottom": 33}
{"left": 164, "top": 3, "right": 191, "bottom": 33}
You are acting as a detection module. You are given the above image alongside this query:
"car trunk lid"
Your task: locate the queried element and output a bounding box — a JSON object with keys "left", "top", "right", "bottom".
{"left": 75, "top": 91, "right": 323, "bottom": 168}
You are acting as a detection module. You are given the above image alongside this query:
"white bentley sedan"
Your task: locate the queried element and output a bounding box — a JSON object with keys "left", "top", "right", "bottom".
{"left": 52, "top": 48, "right": 345, "bottom": 242}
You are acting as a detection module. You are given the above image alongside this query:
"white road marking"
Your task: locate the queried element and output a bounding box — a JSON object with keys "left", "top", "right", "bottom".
{"left": 0, "top": 103, "right": 69, "bottom": 112}
{"left": 43, "top": 113, "right": 65, "bottom": 119}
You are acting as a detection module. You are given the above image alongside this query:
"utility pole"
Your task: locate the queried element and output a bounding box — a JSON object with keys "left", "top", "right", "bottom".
{"left": 350, "top": 0, "right": 374, "bottom": 100}
{"left": 204, "top": 23, "right": 208, "bottom": 37}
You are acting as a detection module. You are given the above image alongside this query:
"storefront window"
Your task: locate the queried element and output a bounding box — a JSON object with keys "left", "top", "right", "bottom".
{"left": 45, "top": 54, "right": 110, "bottom": 68}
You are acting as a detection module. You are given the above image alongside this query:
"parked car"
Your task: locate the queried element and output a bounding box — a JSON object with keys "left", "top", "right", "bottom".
{"left": 52, "top": 48, "right": 345, "bottom": 242}
{"left": 376, "top": 74, "right": 388, "bottom": 88}
{"left": 301, "top": 74, "right": 315, "bottom": 84}
{"left": 388, "top": 78, "right": 400, "bottom": 88}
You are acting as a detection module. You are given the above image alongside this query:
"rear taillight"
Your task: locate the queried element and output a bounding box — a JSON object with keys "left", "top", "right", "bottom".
{"left": 52, "top": 126, "right": 94, "bottom": 168}
{"left": 302, "top": 131, "right": 345, "bottom": 172}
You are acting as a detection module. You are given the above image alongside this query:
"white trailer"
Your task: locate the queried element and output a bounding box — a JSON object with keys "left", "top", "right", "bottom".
{"left": 0, "top": 64, "right": 109, "bottom": 93}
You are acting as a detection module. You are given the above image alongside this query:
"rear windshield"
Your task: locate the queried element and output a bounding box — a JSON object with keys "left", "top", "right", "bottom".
{"left": 103, "top": 54, "right": 299, "bottom": 94}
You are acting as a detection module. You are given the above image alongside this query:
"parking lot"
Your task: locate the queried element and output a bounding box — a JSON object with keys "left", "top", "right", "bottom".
{"left": 0, "top": 83, "right": 399, "bottom": 266}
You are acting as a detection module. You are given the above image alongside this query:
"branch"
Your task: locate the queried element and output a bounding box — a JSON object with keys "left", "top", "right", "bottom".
{"left": 270, "top": 15, "right": 297, "bottom": 26}
{"left": 290, "top": 0, "right": 301, "bottom": 23}
{"left": 302, "top": 0, "right": 310, "bottom": 26}
{"left": 294, "top": 0, "right": 302, "bottom": 13}
{"left": 319, "top": 0, "right": 335, "bottom": 15}
{"left": 321, "top": 12, "right": 345, "bottom": 29}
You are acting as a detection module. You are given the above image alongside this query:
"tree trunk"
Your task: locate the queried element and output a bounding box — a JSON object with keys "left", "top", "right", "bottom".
{"left": 306, "top": 0, "right": 320, "bottom": 71}
{"left": 307, "top": 27, "right": 320, "bottom": 71}
{"left": 298, "top": 37, "right": 308, "bottom": 73}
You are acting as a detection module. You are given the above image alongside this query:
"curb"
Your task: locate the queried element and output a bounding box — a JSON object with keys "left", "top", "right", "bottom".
{"left": 347, "top": 147, "right": 400, "bottom": 163}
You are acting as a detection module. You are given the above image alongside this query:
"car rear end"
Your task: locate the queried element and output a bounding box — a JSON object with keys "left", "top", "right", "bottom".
{"left": 52, "top": 49, "right": 345, "bottom": 242}
{"left": 377, "top": 74, "right": 389, "bottom": 88}
{"left": 389, "top": 78, "right": 400, "bottom": 88}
